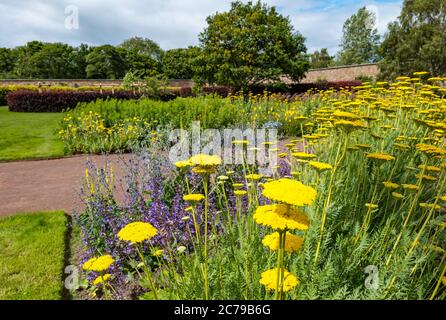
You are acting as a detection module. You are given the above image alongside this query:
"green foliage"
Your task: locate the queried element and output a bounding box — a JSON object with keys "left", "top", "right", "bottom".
{"left": 162, "top": 47, "right": 200, "bottom": 79}
{"left": 379, "top": 0, "right": 446, "bottom": 79}
{"left": 194, "top": 1, "right": 309, "bottom": 89}
{"left": 337, "top": 7, "right": 381, "bottom": 65}
{"left": 119, "top": 37, "right": 164, "bottom": 77}
{"left": 0, "top": 211, "right": 67, "bottom": 300}
{"left": 310, "top": 49, "right": 333, "bottom": 69}
{"left": 85, "top": 45, "right": 127, "bottom": 79}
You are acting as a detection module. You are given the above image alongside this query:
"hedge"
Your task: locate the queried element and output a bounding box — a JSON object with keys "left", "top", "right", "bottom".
{"left": 7, "top": 90, "right": 141, "bottom": 112}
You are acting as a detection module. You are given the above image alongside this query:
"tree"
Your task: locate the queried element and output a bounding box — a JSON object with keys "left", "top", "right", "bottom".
{"left": 85, "top": 45, "right": 126, "bottom": 79}
{"left": 25, "top": 43, "right": 75, "bottom": 78}
{"left": 70, "top": 44, "right": 91, "bottom": 78}
{"left": 13, "top": 41, "right": 44, "bottom": 78}
{"left": 337, "top": 7, "right": 380, "bottom": 65}
{"left": 162, "top": 47, "right": 200, "bottom": 79}
{"left": 379, "top": 0, "right": 446, "bottom": 79}
{"left": 119, "top": 37, "right": 163, "bottom": 77}
{"left": 0, "top": 48, "right": 16, "bottom": 78}
{"left": 310, "top": 48, "right": 333, "bottom": 69}
{"left": 194, "top": 1, "right": 309, "bottom": 89}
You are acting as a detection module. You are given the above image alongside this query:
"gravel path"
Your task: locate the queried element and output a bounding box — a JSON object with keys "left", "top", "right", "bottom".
{"left": 0, "top": 154, "right": 134, "bottom": 217}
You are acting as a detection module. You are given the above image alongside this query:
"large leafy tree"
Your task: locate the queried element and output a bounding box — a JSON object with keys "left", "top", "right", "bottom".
{"left": 195, "top": 1, "right": 309, "bottom": 89}
{"left": 337, "top": 7, "right": 380, "bottom": 65}
{"left": 379, "top": 0, "right": 446, "bottom": 78}
{"left": 70, "top": 43, "right": 91, "bottom": 78}
{"left": 25, "top": 43, "right": 76, "bottom": 78}
{"left": 310, "top": 48, "right": 333, "bottom": 69}
{"left": 119, "top": 37, "right": 163, "bottom": 77}
{"left": 85, "top": 45, "right": 126, "bottom": 79}
{"left": 0, "top": 48, "right": 16, "bottom": 78}
{"left": 162, "top": 47, "right": 200, "bottom": 79}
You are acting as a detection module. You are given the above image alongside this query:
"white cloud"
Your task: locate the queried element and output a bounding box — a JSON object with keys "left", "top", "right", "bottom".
{"left": 0, "top": 0, "right": 402, "bottom": 53}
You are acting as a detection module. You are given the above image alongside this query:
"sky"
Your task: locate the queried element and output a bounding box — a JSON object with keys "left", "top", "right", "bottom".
{"left": 0, "top": 0, "right": 403, "bottom": 55}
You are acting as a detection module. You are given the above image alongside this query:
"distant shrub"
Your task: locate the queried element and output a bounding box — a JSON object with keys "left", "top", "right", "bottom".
{"left": 7, "top": 90, "right": 141, "bottom": 112}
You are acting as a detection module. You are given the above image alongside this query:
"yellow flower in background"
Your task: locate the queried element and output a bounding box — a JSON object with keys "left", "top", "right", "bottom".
{"left": 154, "top": 249, "right": 164, "bottom": 257}
{"left": 415, "top": 173, "right": 437, "bottom": 182}
{"left": 183, "top": 194, "right": 205, "bottom": 203}
{"left": 402, "top": 184, "right": 420, "bottom": 191}
{"left": 175, "top": 160, "right": 192, "bottom": 168}
{"left": 392, "top": 192, "right": 404, "bottom": 200}
{"left": 83, "top": 255, "right": 114, "bottom": 272}
{"left": 254, "top": 204, "right": 310, "bottom": 231}
{"left": 440, "top": 195, "right": 446, "bottom": 202}
{"left": 262, "top": 178, "right": 317, "bottom": 207}
{"left": 93, "top": 274, "right": 111, "bottom": 285}
{"left": 188, "top": 154, "right": 222, "bottom": 167}
{"left": 365, "top": 203, "right": 379, "bottom": 209}
{"left": 234, "top": 190, "right": 247, "bottom": 197}
{"left": 419, "top": 203, "right": 442, "bottom": 210}
{"left": 262, "top": 232, "right": 304, "bottom": 252}
{"left": 259, "top": 268, "right": 299, "bottom": 292}
{"left": 246, "top": 173, "right": 263, "bottom": 181}
{"left": 383, "top": 181, "right": 400, "bottom": 189}
{"left": 418, "top": 165, "right": 441, "bottom": 172}
{"left": 291, "top": 152, "right": 317, "bottom": 160}
{"left": 309, "top": 161, "right": 332, "bottom": 172}
{"left": 366, "top": 152, "right": 395, "bottom": 162}
{"left": 118, "top": 222, "right": 158, "bottom": 243}
{"left": 233, "top": 183, "right": 244, "bottom": 188}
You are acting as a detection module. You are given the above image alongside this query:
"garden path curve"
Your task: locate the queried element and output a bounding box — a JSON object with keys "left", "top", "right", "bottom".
{"left": 0, "top": 154, "right": 134, "bottom": 217}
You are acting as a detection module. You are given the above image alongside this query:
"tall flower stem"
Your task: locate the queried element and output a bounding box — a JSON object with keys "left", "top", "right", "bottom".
{"left": 202, "top": 174, "right": 210, "bottom": 300}
{"left": 136, "top": 244, "right": 158, "bottom": 299}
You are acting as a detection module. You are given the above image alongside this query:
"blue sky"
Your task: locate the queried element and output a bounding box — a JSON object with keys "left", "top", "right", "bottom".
{"left": 0, "top": 0, "right": 403, "bottom": 54}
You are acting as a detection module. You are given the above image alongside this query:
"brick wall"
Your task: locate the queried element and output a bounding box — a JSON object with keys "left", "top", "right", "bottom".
{"left": 300, "top": 63, "right": 379, "bottom": 83}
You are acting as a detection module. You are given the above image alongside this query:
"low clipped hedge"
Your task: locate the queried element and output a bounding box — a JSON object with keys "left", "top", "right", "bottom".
{"left": 7, "top": 90, "right": 141, "bottom": 112}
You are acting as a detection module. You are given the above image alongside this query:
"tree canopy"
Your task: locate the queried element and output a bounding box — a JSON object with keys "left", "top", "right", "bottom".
{"left": 194, "top": 1, "right": 309, "bottom": 89}
{"left": 379, "top": 0, "right": 446, "bottom": 78}
{"left": 310, "top": 49, "right": 333, "bottom": 69}
{"left": 337, "top": 7, "right": 381, "bottom": 65}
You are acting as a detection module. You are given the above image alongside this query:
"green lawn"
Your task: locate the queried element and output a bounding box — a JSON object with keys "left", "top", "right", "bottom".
{"left": 0, "top": 211, "right": 68, "bottom": 300}
{"left": 0, "top": 106, "right": 65, "bottom": 161}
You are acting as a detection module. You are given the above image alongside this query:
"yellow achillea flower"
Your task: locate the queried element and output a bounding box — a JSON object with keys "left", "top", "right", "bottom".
{"left": 175, "top": 160, "right": 192, "bottom": 168}
{"left": 332, "top": 110, "right": 361, "bottom": 119}
{"left": 418, "top": 165, "right": 441, "bottom": 172}
{"left": 262, "top": 178, "right": 317, "bottom": 207}
{"left": 415, "top": 173, "right": 437, "bottom": 182}
{"left": 93, "top": 274, "right": 111, "bottom": 285}
{"left": 233, "top": 183, "right": 244, "bottom": 188}
{"left": 354, "top": 144, "right": 372, "bottom": 150}
{"left": 189, "top": 154, "right": 222, "bottom": 167}
{"left": 334, "top": 120, "right": 367, "bottom": 131}
{"left": 259, "top": 268, "right": 299, "bottom": 292}
{"left": 232, "top": 140, "right": 249, "bottom": 145}
{"left": 234, "top": 190, "right": 247, "bottom": 197}
{"left": 192, "top": 166, "right": 215, "bottom": 174}
{"left": 392, "top": 192, "right": 404, "bottom": 200}
{"left": 365, "top": 203, "right": 379, "bottom": 209}
{"left": 442, "top": 276, "right": 446, "bottom": 286}
{"left": 383, "top": 181, "right": 400, "bottom": 189}
{"left": 183, "top": 194, "right": 205, "bottom": 202}
{"left": 402, "top": 184, "right": 420, "bottom": 191}
{"left": 246, "top": 173, "right": 263, "bottom": 181}
{"left": 309, "top": 161, "right": 333, "bottom": 172}
{"left": 253, "top": 204, "right": 310, "bottom": 231}
{"left": 118, "top": 222, "right": 158, "bottom": 243}
{"left": 440, "top": 195, "right": 446, "bottom": 202}
{"left": 262, "top": 232, "right": 304, "bottom": 253}
{"left": 419, "top": 203, "right": 442, "bottom": 210}
{"left": 154, "top": 249, "right": 164, "bottom": 257}
{"left": 366, "top": 152, "right": 395, "bottom": 162}
{"left": 416, "top": 144, "right": 446, "bottom": 156}
{"left": 83, "top": 255, "right": 114, "bottom": 272}
{"left": 291, "top": 152, "right": 317, "bottom": 159}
